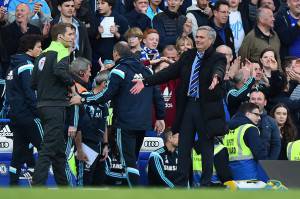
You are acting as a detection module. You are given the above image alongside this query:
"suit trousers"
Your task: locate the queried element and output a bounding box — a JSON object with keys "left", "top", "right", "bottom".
{"left": 175, "top": 99, "right": 214, "bottom": 186}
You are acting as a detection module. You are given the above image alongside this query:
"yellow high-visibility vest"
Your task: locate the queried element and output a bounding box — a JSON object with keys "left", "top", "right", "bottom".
{"left": 223, "top": 124, "right": 259, "bottom": 161}
{"left": 287, "top": 140, "right": 300, "bottom": 161}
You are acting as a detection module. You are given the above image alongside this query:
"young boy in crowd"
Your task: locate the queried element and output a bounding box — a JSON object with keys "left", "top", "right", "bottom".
{"left": 140, "top": 28, "right": 168, "bottom": 69}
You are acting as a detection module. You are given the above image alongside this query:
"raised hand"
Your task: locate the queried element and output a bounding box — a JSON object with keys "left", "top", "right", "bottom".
{"left": 269, "top": 57, "right": 278, "bottom": 71}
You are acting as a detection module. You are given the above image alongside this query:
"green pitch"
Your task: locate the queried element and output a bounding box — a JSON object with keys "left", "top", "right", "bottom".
{"left": 0, "top": 188, "right": 299, "bottom": 199}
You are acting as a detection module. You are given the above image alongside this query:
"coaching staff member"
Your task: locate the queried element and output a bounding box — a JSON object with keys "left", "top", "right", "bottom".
{"left": 31, "top": 23, "right": 76, "bottom": 186}
{"left": 131, "top": 26, "right": 227, "bottom": 187}
{"left": 70, "top": 41, "right": 165, "bottom": 187}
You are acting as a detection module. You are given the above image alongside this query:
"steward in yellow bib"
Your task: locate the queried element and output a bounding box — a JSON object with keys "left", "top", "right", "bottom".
{"left": 224, "top": 103, "right": 267, "bottom": 181}
{"left": 192, "top": 140, "right": 233, "bottom": 187}
{"left": 287, "top": 140, "right": 300, "bottom": 161}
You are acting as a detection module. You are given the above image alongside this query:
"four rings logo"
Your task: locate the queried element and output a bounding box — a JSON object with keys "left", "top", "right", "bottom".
{"left": 144, "top": 141, "right": 159, "bottom": 147}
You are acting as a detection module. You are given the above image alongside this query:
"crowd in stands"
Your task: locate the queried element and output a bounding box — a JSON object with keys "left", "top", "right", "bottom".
{"left": 0, "top": 0, "right": 300, "bottom": 188}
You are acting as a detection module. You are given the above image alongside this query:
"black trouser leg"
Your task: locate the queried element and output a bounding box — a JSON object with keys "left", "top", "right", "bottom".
{"left": 175, "top": 102, "right": 196, "bottom": 187}
{"left": 32, "top": 107, "right": 68, "bottom": 186}
{"left": 214, "top": 148, "right": 233, "bottom": 183}
{"left": 9, "top": 118, "right": 43, "bottom": 186}
{"left": 116, "top": 128, "right": 145, "bottom": 187}
{"left": 176, "top": 100, "right": 214, "bottom": 187}
{"left": 9, "top": 124, "right": 27, "bottom": 185}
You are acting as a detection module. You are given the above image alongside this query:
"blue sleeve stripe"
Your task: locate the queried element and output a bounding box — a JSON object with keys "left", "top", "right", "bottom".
{"left": 17, "top": 64, "right": 34, "bottom": 75}
{"left": 0, "top": 79, "right": 5, "bottom": 84}
{"left": 226, "top": 77, "right": 254, "bottom": 101}
{"left": 153, "top": 154, "right": 175, "bottom": 188}
{"left": 86, "top": 87, "right": 108, "bottom": 103}
{"left": 110, "top": 69, "right": 125, "bottom": 79}
{"left": 74, "top": 105, "right": 79, "bottom": 128}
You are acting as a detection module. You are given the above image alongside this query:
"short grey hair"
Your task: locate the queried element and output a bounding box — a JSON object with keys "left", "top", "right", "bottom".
{"left": 256, "top": 6, "right": 272, "bottom": 23}
{"left": 93, "top": 70, "right": 109, "bottom": 88}
{"left": 196, "top": 26, "right": 217, "bottom": 44}
{"left": 70, "top": 57, "right": 91, "bottom": 75}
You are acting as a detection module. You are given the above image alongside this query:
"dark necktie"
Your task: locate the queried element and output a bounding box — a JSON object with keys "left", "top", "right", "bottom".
{"left": 188, "top": 52, "right": 203, "bottom": 97}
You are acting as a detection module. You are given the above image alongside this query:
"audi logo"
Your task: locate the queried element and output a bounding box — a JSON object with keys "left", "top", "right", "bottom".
{"left": 144, "top": 141, "right": 159, "bottom": 147}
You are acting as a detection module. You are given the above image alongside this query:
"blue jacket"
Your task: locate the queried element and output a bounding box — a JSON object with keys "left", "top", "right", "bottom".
{"left": 227, "top": 112, "right": 267, "bottom": 180}
{"left": 6, "top": 53, "right": 37, "bottom": 121}
{"left": 258, "top": 111, "right": 281, "bottom": 160}
{"left": 85, "top": 56, "right": 165, "bottom": 131}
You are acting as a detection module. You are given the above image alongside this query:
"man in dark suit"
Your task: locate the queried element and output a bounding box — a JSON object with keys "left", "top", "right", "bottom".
{"left": 131, "top": 26, "right": 227, "bottom": 186}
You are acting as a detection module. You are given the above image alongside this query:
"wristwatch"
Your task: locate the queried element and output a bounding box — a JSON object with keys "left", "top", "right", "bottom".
{"left": 80, "top": 97, "right": 86, "bottom": 103}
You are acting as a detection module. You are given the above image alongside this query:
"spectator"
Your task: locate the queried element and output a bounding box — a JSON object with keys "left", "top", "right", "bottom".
{"left": 258, "top": 47, "right": 285, "bottom": 101}
{"left": 147, "top": 129, "right": 179, "bottom": 188}
{"left": 270, "top": 103, "right": 298, "bottom": 160}
{"left": 249, "top": 89, "right": 281, "bottom": 160}
{"left": 162, "top": 44, "right": 179, "bottom": 63}
{"left": 124, "top": 27, "right": 143, "bottom": 58}
{"left": 8, "top": 0, "right": 52, "bottom": 28}
{"left": 70, "top": 42, "right": 165, "bottom": 187}
{"left": 209, "top": 0, "right": 236, "bottom": 58}
{"left": 146, "top": 0, "right": 163, "bottom": 21}
{"left": 140, "top": 28, "right": 168, "bottom": 68}
{"left": 186, "top": 0, "right": 212, "bottom": 38}
{"left": 5, "top": 34, "right": 43, "bottom": 185}
{"left": 228, "top": 0, "right": 251, "bottom": 55}
{"left": 91, "top": 0, "right": 129, "bottom": 77}
{"left": 31, "top": 23, "right": 76, "bottom": 186}
{"left": 175, "top": 36, "right": 194, "bottom": 55}
{"left": 274, "top": 0, "right": 300, "bottom": 60}
{"left": 154, "top": 45, "right": 180, "bottom": 128}
{"left": 239, "top": 6, "right": 281, "bottom": 66}
{"left": 216, "top": 45, "right": 235, "bottom": 78}
{"left": 2, "top": 3, "right": 42, "bottom": 75}
{"left": 224, "top": 102, "right": 267, "bottom": 180}
{"left": 112, "top": 0, "right": 135, "bottom": 15}
{"left": 159, "top": 0, "right": 192, "bottom": 14}
{"left": 51, "top": 0, "right": 92, "bottom": 61}
{"left": 152, "top": 0, "right": 186, "bottom": 50}
{"left": 125, "top": 0, "right": 151, "bottom": 31}
{"left": 269, "top": 57, "right": 300, "bottom": 137}
{"left": 73, "top": 0, "right": 94, "bottom": 37}
{"left": 259, "top": 48, "right": 279, "bottom": 78}
{"left": 258, "top": 0, "right": 276, "bottom": 12}
{"left": 226, "top": 69, "right": 256, "bottom": 117}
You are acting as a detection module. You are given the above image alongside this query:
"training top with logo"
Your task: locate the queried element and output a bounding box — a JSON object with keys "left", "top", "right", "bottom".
{"left": 6, "top": 53, "right": 37, "bottom": 120}
{"left": 147, "top": 146, "right": 178, "bottom": 188}
{"left": 84, "top": 56, "right": 165, "bottom": 131}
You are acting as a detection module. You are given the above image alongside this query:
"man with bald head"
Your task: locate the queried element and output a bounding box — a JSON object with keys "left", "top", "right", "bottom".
{"left": 1, "top": 3, "right": 41, "bottom": 75}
